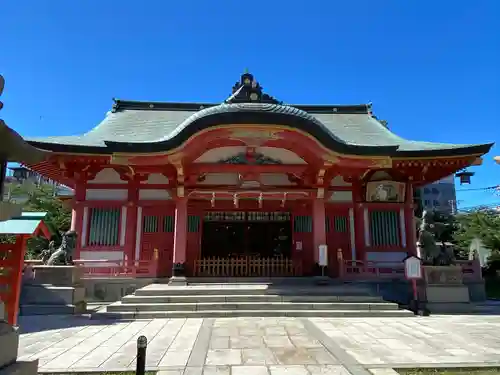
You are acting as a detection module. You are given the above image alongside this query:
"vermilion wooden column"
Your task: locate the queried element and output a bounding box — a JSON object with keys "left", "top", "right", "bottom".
{"left": 404, "top": 183, "right": 417, "bottom": 255}
{"left": 125, "top": 185, "right": 139, "bottom": 261}
{"left": 172, "top": 198, "right": 188, "bottom": 277}
{"left": 72, "top": 183, "right": 86, "bottom": 258}
{"left": 312, "top": 198, "right": 326, "bottom": 265}
{"left": 352, "top": 182, "right": 366, "bottom": 262}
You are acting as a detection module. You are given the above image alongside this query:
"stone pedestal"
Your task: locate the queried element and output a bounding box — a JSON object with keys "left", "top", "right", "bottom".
{"left": 20, "top": 265, "right": 86, "bottom": 316}
{"left": 423, "top": 265, "right": 471, "bottom": 313}
{"left": 168, "top": 276, "right": 187, "bottom": 286}
{"left": 0, "top": 300, "right": 38, "bottom": 375}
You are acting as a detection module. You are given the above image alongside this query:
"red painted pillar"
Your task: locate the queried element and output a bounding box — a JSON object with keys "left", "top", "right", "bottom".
{"left": 172, "top": 198, "right": 188, "bottom": 277}
{"left": 404, "top": 183, "right": 417, "bottom": 255}
{"left": 312, "top": 198, "right": 326, "bottom": 268}
{"left": 125, "top": 185, "right": 139, "bottom": 262}
{"left": 11, "top": 235, "right": 26, "bottom": 326}
{"left": 352, "top": 182, "right": 366, "bottom": 262}
{"left": 72, "top": 183, "right": 86, "bottom": 259}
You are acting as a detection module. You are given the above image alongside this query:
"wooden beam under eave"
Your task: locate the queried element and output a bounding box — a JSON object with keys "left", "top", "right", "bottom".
{"left": 472, "top": 157, "right": 483, "bottom": 166}
{"left": 494, "top": 156, "right": 500, "bottom": 165}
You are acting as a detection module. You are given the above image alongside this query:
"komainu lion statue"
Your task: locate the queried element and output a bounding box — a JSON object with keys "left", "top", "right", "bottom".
{"left": 43, "top": 230, "right": 78, "bottom": 266}
{"left": 418, "top": 210, "right": 455, "bottom": 266}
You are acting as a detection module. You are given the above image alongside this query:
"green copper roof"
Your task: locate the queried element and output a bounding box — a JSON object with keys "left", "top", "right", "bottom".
{"left": 0, "top": 211, "right": 47, "bottom": 235}
{"left": 24, "top": 72, "right": 494, "bottom": 157}
{"left": 27, "top": 102, "right": 493, "bottom": 157}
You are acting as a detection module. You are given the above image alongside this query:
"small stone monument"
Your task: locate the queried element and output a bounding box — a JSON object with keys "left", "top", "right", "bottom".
{"left": 417, "top": 210, "right": 471, "bottom": 313}
{"left": 0, "top": 299, "right": 38, "bottom": 374}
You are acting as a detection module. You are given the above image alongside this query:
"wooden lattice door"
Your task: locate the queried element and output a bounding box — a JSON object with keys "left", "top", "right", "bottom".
{"left": 141, "top": 208, "right": 174, "bottom": 277}
{"left": 326, "top": 208, "right": 351, "bottom": 276}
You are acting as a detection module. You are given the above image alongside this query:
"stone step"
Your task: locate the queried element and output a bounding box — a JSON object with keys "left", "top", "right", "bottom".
{"left": 93, "top": 309, "right": 414, "bottom": 319}
{"left": 107, "top": 301, "right": 400, "bottom": 312}
{"left": 121, "top": 294, "right": 384, "bottom": 304}
{"left": 135, "top": 284, "right": 374, "bottom": 296}
{"left": 19, "top": 303, "right": 86, "bottom": 316}
{"left": 20, "top": 285, "right": 84, "bottom": 305}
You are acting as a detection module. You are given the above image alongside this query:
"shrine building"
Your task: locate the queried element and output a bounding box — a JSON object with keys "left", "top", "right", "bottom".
{"left": 22, "top": 72, "right": 493, "bottom": 279}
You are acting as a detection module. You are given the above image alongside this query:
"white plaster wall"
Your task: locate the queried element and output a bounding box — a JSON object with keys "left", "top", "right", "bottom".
{"left": 330, "top": 176, "right": 351, "bottom": 186}
{"left": 260, "top": 173, "right": 294, "bottom": 186}
{"left": 142, "top": 173, "right": 169, "bottom": 185}
{"left": 79, "top": 250, "right": 124, "bottom": 267}
{"left": 256, "top": 147, "right": 306, "bottom": 164}
{"left": 86, "top": 189, "right": 128, "bottom": 201}
{"left": 88, "top": 168, "right": 126, "bottom": 184}
{"left": 328, "top": 191, "right": 353, "bottom": 202}
{"left": 139, "top": 189, "right": 172, "bottom": 200}
{"left": 194, "top": 147, "right": 246, "bottom": 163}
{"left": 199, "top": 173, "right": 240, "bottom": 185}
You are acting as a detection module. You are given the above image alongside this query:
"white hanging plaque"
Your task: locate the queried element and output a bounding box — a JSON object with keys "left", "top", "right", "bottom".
{"left": 404, "top": 255, "right": 422, "bottom": 280}
{"left": 318, "top": 245, "right": 328, "bottom": 267}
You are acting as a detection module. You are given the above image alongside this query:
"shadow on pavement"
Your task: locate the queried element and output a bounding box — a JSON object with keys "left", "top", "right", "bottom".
{"left": 18, "top": 314, "right": 123, "bottom": 334}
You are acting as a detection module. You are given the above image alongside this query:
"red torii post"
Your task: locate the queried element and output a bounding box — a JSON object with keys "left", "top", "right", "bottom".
{"left": 0, "top": 212, "right": 51, "bottom": 326}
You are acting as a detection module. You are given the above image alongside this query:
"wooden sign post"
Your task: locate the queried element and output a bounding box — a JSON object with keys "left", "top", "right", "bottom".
{"left": 404, "top": 255, "right": 422, "bottom": 314}
{"left": 318, "top": 245, "right": 328, "bottom": 277}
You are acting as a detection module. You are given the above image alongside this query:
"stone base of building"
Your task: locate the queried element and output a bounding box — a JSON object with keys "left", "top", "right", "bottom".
{"left": 20, "top": 265, "right": 86, "bottom": 316}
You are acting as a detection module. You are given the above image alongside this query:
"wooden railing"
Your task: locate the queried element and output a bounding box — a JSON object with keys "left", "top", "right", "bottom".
{"left": 194, "top": 256, "right": 301, "bottom": 277}
{"left": 73, "top": 259, "right": 158, "bottom": 277}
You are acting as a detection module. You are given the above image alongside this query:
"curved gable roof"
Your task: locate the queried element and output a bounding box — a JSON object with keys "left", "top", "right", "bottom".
{"left": 25, "top": 72, "right": 494, "bottom": 158}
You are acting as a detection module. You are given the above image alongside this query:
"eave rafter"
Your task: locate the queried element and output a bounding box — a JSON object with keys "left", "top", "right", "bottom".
{"left": 392, "top": 155, "right": 481, "bottom": 184}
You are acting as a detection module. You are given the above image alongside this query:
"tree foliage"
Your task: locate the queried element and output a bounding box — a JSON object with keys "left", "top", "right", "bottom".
{"left": 453, "top": 210, "right": 500, "bottom": 255}
{"left": 0, "top": 182, "right": 72, "bottom": 259}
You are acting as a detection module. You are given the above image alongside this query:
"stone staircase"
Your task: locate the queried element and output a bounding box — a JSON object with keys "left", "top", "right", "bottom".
{"left": 93, "top": 280, "right": 414, "bottom": 319}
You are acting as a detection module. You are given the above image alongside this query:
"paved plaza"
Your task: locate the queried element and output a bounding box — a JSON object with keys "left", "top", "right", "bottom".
{"left": 17, "top": 315, "right": 500, "bottom": 374}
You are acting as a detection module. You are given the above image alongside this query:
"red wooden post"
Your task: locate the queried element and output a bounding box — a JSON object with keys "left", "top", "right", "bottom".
{"left": 172, "top": 198, "right": 188, "bottom": 276}
{"left": 352, "top": 182, "right": 366, "bottom": 262}
{"left": 0, "top": 235, "right": 28, "bottom": 326}
{"left": 337, "top": 248, "right": 344, "bottom": 279}
{"left": 404, "top": 183, "right": 417, "bottom": 255}
{"left": 72, "top": 183, "right": 86, "bottom": 258}
{"left": 312, "top": 199, "right": 326, "bottom": 265}
{"left": 127, "top": 184, "right": 139, "bottom": 261}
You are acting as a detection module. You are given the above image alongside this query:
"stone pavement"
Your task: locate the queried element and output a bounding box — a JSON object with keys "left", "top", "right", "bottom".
{"left": 17, "top": 315, "right": 500, "bottom": 374}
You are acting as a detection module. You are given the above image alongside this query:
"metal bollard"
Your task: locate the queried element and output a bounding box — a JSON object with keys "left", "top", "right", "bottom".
{"left": 136, "top": 335, "right": 147, "bottom": 375}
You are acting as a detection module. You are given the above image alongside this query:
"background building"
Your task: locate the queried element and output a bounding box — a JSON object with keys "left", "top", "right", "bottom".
{"left": 418, "top": 175, "right": 457, "bottom": 215}
{"left": 3, "top": 164, "right": 73, "bottom": 204}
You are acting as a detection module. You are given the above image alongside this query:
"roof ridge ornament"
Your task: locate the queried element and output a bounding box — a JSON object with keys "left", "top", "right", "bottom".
{"left": 224, "top": 71, "right": 282, "bottom": 105}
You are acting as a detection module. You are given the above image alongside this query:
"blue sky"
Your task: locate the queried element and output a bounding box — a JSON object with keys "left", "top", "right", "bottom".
{"left": 3, "top": 0, "right": 499, "bottom": 208}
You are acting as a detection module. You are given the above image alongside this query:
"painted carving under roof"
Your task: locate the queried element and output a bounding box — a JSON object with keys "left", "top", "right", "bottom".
{"left": 88, "top": 168, "right": 126, "bottom": 184}
{"left": 194, "top": 146, "right": 306, "bottom": 164}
